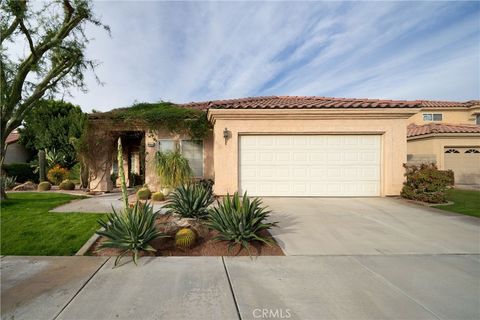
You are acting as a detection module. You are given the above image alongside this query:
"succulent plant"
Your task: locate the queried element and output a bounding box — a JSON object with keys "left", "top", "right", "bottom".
{"left": 137, "top": 187, "right": 151, "bottom": 200}
{"left": 38, "top": 181, "right": 52, "bottom": 191}
{"left": 151, "top": 191, "right": 165, "bottom": 202}
{"left": 38, "top": 150, "right": 46, "bottom": 182}
{"left": 175, "top": 228, "right": 197, "bottom": 249}
{"left": 59, "top": 179, "right": 75, "bottom": 190}
{"left": 165, "top": 183, "right": 214, "bottom": 219}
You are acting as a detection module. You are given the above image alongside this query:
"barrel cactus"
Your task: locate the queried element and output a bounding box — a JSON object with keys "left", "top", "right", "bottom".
{"left": 137, "top": 187, "right": 151, "bottom": 200}
{"left": 38, "top": 181, "right": 52, "bottom": 191}
{"left": 59, "top": 179, "right": 75, "bottom": 190}
{"left": 175, "top": 228, "right": 197, "bottom": 249}
{"left": 151, "top": 191, "right": 165, "bottom": 202}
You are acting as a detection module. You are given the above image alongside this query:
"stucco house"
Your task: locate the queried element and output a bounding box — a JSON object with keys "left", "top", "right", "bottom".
{"left": 88, "top": 96, "right": 480, "bottom": 196}
{"left": 406, "top": 100, "right": 480, "bottom": 185}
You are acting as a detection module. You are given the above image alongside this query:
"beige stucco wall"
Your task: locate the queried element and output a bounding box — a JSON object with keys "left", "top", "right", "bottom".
{"left": 144, "top": 129, "right": 214, "bottom": 192}
{"left": 407, "top": 135, "right": 480, "bottom": 169}
{"left": 209, "top": 109, "right": 418, "bottom": 197}
{"left": 408, "top": 107, "right": 480, "bottom": 125}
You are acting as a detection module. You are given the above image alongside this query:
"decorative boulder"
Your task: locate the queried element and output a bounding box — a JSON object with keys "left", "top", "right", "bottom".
{"left": 13, "top": 181, "right": 37, "bottom": 191}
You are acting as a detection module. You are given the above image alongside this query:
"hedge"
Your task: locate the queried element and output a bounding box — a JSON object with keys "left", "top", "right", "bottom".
{"left": 2, "top": 163, "right": 37, "bottom": 183}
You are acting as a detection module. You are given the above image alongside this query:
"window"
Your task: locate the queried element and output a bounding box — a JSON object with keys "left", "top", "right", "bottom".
{"left": 158, "top": 139, "right": 176, "bottom": 153}
{"left": 465, "top": 149, "right": 480, "bottom": 154}
{"left": 476, "top": 115, "right": 480, "bottom": 125}
{"left": 445, "top": 149, "right": 460, "bottom": 153}
{"left": 181, "top": 140, "right": 204, "bottom": 177}
{"left": 423, "top": 113, "right": 442, "bottom": 121}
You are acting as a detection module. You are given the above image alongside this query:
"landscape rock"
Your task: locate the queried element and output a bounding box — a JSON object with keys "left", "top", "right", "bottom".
{"left": 13, "top": 181, "right": 37, "bottom": 191}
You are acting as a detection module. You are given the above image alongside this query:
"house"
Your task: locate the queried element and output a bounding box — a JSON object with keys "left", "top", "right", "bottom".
{"left": 4, "top": 130, "right": 30, "bottom": 164}
{"left": 406, "top": 100, "right": 480, "bottom": 185}
{"left": 87, "top": 96, "right": 480, "bottom": 196}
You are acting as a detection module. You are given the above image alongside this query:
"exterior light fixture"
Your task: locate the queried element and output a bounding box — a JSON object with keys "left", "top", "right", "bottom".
{"left": 223, "top": 128, "right": 230, "bottom": 145}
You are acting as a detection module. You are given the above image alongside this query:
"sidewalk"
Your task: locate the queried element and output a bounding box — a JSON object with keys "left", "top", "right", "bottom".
{"left": 2, "top": 255, "right": 479, "bottom": 320}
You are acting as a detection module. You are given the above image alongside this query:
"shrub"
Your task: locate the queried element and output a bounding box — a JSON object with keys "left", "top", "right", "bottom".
{"left": 59, "top": 179, "right": 75, "bottom": 190}
{"left": 197, "top": 178, "right": 214, "bottom": 193}
{"left": 165, "top": 183, "right": 215, "bottom": 219}
{"left": 1, "top": 175, "right": 17, "bottom": 190}
{"left": 401, "top": 163, "right": 453, "bottom": 203}
{"left": 155, "top": 150, "right": 192, "bottom": 188}
{"left": 208, "top": 192, "right": 277, "bottom": 253}
{"left": 110, "top": 172, "right": 118, "bottom": 185}
{"left": 2, "top": 163, "right": 37, "bottom": 183}
{"left": 38, "top": 181, "right": 52, "bottom": 191}
{"left": 175, "top": 228, "right": 197, "bottom": 249}
{"left": 97, "top": 201, "right": 168, "bottom": 266}
{"left": 47, "top": 165, "right": 69, "bottom": 185}
{"left": 129, "top": 173, "right": 143, "bottom": 187}
{"left": 151, "top": 191, "right": 165, "bottom": 202}
{"left": 137, "top": 187, "right": 151, "bottom": 200}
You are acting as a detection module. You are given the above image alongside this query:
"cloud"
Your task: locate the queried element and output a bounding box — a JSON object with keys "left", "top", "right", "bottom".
{"left": 61, "top": 1, "right": 480, "bottom": 111}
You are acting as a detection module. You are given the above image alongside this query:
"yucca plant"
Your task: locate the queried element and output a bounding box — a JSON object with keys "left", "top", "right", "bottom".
{"left": 165, "top": 183, "right": 215, "bottom": 219}
{"left": 97, "top": 201, "right": 168, "bottom": 266}
{"left": 207, "top": 192, "right": 277, "bottom": 254}
{"left": 155, "top": 150, "right": 192, "bottom": 188}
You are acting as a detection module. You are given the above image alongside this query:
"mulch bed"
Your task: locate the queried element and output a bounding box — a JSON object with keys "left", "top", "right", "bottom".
{"left": 89, "top": 214, "right": 284, "bottom": 257}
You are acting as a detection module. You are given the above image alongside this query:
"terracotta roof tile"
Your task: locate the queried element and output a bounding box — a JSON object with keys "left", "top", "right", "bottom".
{"left": 181, "top": 96, "right": 480, "bottom": 110}
{"left": 6, "top": 131, "right": 20, "bottom": 144}
{"left": 181, "top": 96, "right": 422, "bottom": 110}
{"left": 407, "top": 123, "right": 480, "bottom": 138}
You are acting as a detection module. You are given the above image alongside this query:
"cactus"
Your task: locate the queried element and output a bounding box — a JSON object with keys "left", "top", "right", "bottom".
{"left": 175, "top": 228, "right": 197, "bottom": 249}
{"left": 151, "top": 191, "right": 165, "bottom": 202}
{"left": 117, "top": 138, "right": 129, "bottom": 210}
{"left": 59, "top": 179, "right": 75, "bottom": 190}
{"left": 38, "top": 181, "right": 52, "bottom": 191}
{"left": 38, "top": 150, "right": 46, "bottom": 182}
{"left": 136, "top": 187, "right": 151, "bottom": 200}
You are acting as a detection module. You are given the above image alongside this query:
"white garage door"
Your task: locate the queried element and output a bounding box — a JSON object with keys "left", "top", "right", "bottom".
{"left": 239, "top": 135, "right": 381, "bottom": 196}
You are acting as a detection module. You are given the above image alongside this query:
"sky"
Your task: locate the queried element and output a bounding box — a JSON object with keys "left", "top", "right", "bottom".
{"left": 61, "top": 1, "right": 480, "bottom": 112}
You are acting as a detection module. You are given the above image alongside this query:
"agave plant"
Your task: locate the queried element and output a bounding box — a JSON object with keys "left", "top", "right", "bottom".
{"left": 207, "top": 192, "right": 277, "bottom": 254}
{"left": 155, "top": 150, "right": 192, "bottom": 188}
{"left": 0, "top": 175, "right": 16, "bottom": 191}
{"left": 165, "top": 183, "right": 215, "bottom": 219}
{"left": 96, "top": 201, "right": 168, "bottom": 266}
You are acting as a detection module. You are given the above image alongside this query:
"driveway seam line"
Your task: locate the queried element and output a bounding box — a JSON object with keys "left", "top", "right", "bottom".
{"left": 52, "top": 257, "right": 110, "bottom": 320}
{"left": 351, "top": 256, "right": 444, "bottom": 320}
{"left": 222, "top": 256, "right": 242, "bottom": 320}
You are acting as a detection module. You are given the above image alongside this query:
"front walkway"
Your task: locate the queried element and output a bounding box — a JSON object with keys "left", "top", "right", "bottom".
{"left": 50, "top": 192, "right": 165, "bottom": 213}
{"left": 2, "top": 255, "right": 479, "bottom": 320}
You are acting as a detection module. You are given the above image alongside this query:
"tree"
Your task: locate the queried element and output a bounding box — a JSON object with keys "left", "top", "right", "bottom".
{"left": 0, "top": 0, "right": 109, "bottom": 199}
{"left": 19, "top": 99, "right": 86, "bottom": 168}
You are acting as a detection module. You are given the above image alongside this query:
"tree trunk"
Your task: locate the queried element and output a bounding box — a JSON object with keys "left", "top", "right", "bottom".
{"left": 0, "top": 145, "right": 8, "bottom": 200}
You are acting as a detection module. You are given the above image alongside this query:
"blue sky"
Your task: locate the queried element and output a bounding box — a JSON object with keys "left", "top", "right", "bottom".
{"left": 68, "top": 1, "right": 479, "bottom": 112}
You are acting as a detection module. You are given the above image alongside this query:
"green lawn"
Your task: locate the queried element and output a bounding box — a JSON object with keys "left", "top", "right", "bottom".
{"left": 1, "top": 192, "right": 105, "bottom": 255}
{"left": 432, "top": 189, "right": 480, "bottom": 218}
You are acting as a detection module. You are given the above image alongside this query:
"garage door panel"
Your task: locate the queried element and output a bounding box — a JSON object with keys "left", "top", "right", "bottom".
{"left": 239, "top": 135, "right": 381, "bottom": 196}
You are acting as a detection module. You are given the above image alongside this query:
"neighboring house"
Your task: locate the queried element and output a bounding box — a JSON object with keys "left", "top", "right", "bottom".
{"left": 4, "top": 130, "right": 30, "bottom": 164}
{"left": 88, "top": 96, "right": 480, "bottom": 196}
{"left": 406, "top": 100, "right": 480, "bottom": 185}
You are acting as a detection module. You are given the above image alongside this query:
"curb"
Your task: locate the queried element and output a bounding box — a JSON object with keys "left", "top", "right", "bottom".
{"left": 75, "top": 228, "right": 104, "bottom": 256}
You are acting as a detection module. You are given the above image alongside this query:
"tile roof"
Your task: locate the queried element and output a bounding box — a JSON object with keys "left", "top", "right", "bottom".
{"left": 6, "top": 131, "right": 20, "bottom": 144}
{"left": 407, "top": 123, "right": 480, "bottom": 138}
{"left": 181, "top": 96, "right": 480, "bottom": 110}
{"left": 419, "top": 100, "right": 479, "bottom": 108}
{"left": 181, "top": 96, "right": 421, "bottom": 110}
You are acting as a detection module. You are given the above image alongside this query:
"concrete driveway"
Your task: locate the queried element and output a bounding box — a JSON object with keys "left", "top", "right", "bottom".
{"left": 263, "top": 197, "right": 480, "bottom": 255}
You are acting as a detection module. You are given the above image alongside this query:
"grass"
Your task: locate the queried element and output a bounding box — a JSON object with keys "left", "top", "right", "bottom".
{"left": 1, "top": 192, "right": 106, "bottom": 255}
{"left": 432, "top": 189, "right": 480, "bottom": 218}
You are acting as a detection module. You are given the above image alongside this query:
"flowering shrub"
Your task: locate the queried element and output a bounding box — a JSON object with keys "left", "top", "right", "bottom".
{"left": 401, "top": 163, "right": 454, "bottom": 203}
{"left": 47, "top": 165, "right": 69, "bottom": 185}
